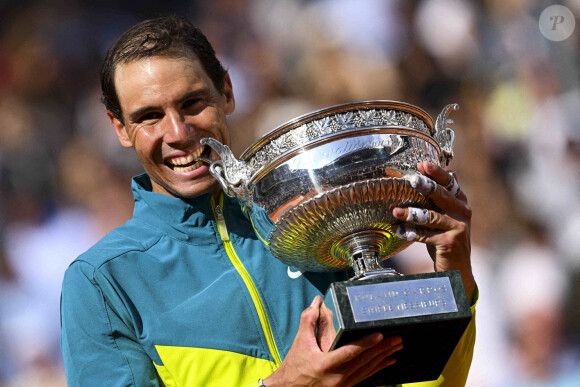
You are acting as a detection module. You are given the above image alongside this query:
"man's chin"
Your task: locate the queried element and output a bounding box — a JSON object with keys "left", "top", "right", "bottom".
{"left": 181, "top": 181, "right": 222, "bottom": 199}
{"left": 151, "top": 175, "right": 221, "bottom": 199}
{"left": 177, "top": 179, "right": 222, "bottom": 199}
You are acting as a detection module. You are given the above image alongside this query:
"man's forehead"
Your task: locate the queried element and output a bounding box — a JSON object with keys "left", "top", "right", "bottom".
{"left": 115, "top": 52, "right": 204, "bottom": 77}
{"left": 113, "top": 54, "right": 212, "bottom": 96}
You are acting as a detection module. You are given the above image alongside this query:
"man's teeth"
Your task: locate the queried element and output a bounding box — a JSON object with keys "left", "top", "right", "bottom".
{"left": 168, "top": 147, "right": 206, "bottom": 172}
{"left": 171, "top": 147, "right": 204, "bottom": 166}
{"left": 175, "top": 154, "right": 193, "bottom": 165}
{"left": 173, "top": 160, "right": 204, "bottom": 172}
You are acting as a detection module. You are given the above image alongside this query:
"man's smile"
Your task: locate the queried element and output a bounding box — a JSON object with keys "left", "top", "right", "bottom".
{"left": 165, "top": 145, "right": 211, "bottom": 172}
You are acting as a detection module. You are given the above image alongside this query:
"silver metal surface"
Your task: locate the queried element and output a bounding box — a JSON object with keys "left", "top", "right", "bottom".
{"left": 347, "top": 276, "right": 458, "bottom": 322}
{"left": 201, "top": 100, "right": 459, "bottom": 276}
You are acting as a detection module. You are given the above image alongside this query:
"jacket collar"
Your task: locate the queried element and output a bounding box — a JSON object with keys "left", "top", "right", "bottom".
{"left": 130, "top": 173, "right": 220, "bottom": 243}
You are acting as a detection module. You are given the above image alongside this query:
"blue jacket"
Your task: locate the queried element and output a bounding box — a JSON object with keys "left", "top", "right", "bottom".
{"left": 61, "top": 174, "right": 476, "bottom": 386}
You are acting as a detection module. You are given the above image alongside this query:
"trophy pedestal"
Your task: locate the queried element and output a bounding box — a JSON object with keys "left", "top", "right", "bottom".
{"left": 323, "top": 270, "right": 472, "bottom": 386}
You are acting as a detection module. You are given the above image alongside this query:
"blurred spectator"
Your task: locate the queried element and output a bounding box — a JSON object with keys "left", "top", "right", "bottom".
{"left": 1, "top": 138, "right": 134, "bottom": 384}
{"left": 497, "top": 220, "right": 580, "bottom": 386}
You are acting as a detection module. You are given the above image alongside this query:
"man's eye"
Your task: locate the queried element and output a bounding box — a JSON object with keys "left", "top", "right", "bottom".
{"left": 182, "top": 98, "right": 201, "bottom": 109}
{"left": 139, "top": 112, "right": 163, "bottom": 123}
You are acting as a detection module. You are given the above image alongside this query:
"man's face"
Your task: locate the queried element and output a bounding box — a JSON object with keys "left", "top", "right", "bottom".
{"left": 108, "top": 54, "right": 235, "bottom": 198}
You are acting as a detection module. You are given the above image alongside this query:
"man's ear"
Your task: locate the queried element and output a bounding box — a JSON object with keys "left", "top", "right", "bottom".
{"left": 222, "top": 72, "right": 235, "bottom": 115}
{"left": 107, "top": 111, "right": 133, "bottom": 148}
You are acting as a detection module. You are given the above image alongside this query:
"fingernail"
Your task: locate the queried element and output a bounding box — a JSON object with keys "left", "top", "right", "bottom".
{"left": 392, "top": 208, "right": 405, "bottom": 218}
{"left": 310, "top": 296, "right": 321, "bottom": 307}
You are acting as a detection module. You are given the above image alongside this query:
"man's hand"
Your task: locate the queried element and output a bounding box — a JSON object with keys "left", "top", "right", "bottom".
{"left": 263, "top": 296, "right": 403, "bottom": 387}
{"left": 392, "top": 161, "right": 475, "bottom": 301}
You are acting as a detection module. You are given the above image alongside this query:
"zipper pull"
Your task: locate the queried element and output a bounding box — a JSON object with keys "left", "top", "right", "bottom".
{"left": 214, "top": 204, "right": 230, "bottom": 242}
{"left": 215, "top": 204, "right": 223, "bottom": 219}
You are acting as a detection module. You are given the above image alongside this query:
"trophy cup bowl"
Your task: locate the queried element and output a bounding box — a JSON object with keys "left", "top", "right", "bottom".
{"left": 201, "top": 101, "right": 472, "bottom": 385}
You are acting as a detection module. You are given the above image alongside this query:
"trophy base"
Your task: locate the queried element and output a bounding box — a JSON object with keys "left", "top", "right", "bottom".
{"left": 323, "top": 270, "right": 472, "bottom": 386}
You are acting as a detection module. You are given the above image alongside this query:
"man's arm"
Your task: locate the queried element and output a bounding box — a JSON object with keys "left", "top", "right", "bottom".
{"left": 61, "top": 261, "right": 160, "bottom": 387}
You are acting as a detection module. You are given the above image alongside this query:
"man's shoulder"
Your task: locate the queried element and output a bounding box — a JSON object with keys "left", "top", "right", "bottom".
{"left": 71, "top": 218, "right": 162, "bottom": 270}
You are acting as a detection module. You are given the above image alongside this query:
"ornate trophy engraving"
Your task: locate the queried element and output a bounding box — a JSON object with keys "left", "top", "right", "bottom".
{"left": 202, "top": 101, "right": 471, "bottom": 385}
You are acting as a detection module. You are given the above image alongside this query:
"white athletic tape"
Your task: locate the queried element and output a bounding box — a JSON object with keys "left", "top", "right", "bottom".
{"left": 445, "top": 174, "right": 461, "bottom": 197}
{"left": 407, "top": 207, "right": 430, "bottom": 225}
{"left": 406, "top": 174, "right": 437, "bottom": 196}
{"left": 394, "top": 224, "right": 417, "bottom": 241}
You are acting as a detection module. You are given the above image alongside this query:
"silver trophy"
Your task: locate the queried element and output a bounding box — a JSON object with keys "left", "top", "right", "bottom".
{"left": 202, "top": 101, "right": 471, "bottom": 385}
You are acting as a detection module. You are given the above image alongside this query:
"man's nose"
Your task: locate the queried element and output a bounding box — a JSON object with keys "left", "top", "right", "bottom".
{"left": 163, "top": 112, "right": 190, "bottom": 144}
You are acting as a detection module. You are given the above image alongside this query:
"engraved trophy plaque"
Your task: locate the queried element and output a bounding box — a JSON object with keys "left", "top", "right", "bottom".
{"left": 201, "top": 101, "right": 472, "bottom": 385}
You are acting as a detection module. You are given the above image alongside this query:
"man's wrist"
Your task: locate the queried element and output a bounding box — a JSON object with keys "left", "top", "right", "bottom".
{"left": 258, "top": 378, "right": 267, "bottom": 387}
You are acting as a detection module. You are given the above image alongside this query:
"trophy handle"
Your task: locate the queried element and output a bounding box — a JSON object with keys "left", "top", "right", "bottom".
{"left": 434, "top": 104, "right": 459, "bottom": 166}
{"left": 200, "top": 138, "right": 253, "bottom": 203}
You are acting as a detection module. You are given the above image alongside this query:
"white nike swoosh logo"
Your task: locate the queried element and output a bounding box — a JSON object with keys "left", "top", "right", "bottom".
{"left": 287, "top": 266, "right": 305, "bottom": 279}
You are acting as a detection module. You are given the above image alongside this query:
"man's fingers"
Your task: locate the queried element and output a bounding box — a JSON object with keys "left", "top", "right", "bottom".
{"left": 395, "top": 207, "right": 456, "bottom": 231}
{"left": 310, "top": 295, "right": 323, "bottom": 308}
{"left": 317, "top": 300, "right": 337, "bottom": 351}
{"left": 297, "top": 296, "right": 323, "bottom": 338}
{"left": 328, "top": 333, "right": 403, "bottom": 365}
{"left": 444, "top": 172, "right": 461, "bottom": 198}
{"left": 326, "top": 332, "right": 384, "bottom": 365}
{"left": 393, "top": 223, "right": 436, "bottom": 243}
{"left": 417, "top": 161, "right": 452, "bottom": 185}
{"left": 405, "top": 172, "right": 459, "bottom": 203}
{"left": 417, "top": 161, "right": 468, "bottom": 203}
{"left": 404, "top": 171, "right": 470, "bottom": 219}
{"left": 405, "top": 173, "right": 437, "bottom": 196}
{"left": 404, "top": 207, "right": 430, "bottom": 225}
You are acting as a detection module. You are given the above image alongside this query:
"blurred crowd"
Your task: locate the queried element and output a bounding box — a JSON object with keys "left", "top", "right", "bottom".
{"left": 0, "top": 0, "right": 578, "bottom": 386}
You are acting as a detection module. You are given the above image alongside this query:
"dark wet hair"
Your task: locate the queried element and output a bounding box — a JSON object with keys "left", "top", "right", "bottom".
{"left": 100, "top": 15, "right": 227, "bottom": 123}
